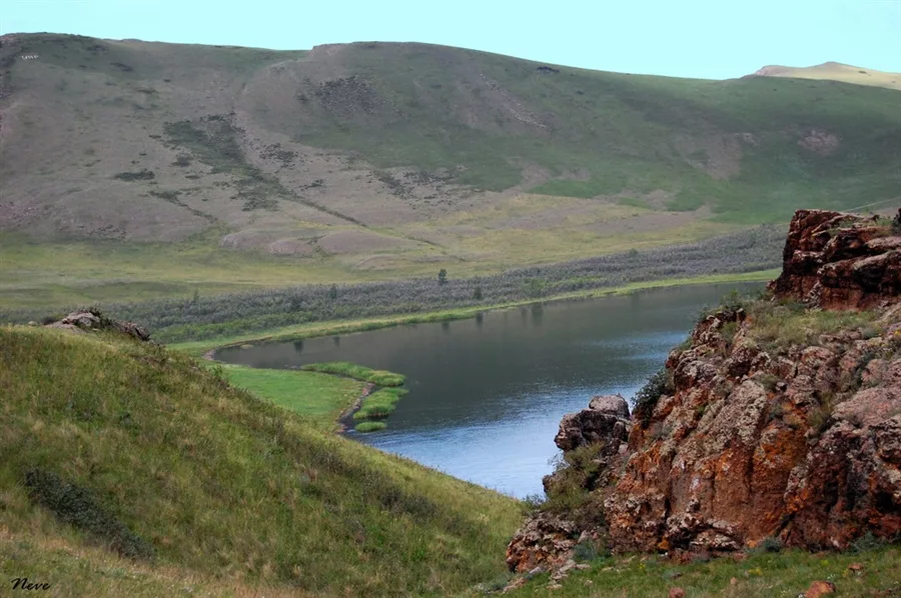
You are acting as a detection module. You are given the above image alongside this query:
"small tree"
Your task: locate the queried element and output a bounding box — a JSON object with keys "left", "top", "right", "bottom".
{"left": 437, "top": 269, "right": 448, "bottom": 285}
{"left": 473, "top": 285, "right": 483, "bottom": 300}
{"left": 329, "top": 284, "right": 338, "bottom": 301}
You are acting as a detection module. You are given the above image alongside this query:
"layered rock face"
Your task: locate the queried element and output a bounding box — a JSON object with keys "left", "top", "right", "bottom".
{"left": 507, "top": 209, "right": 901, "bottom": 570}
{"left": 605, "top": 305, "right": 901, "bottom": 554}
{"left": 769, "top": 209, "right": 901, "bottom": 309}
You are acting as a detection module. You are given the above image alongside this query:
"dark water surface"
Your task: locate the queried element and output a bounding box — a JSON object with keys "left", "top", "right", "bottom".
{"left": 217, "top": 283, "right": 760, "bottom": 498}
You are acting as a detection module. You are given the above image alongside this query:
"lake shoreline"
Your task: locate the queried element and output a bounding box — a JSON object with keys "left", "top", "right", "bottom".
{"left": 174, "top": 269, "right": 777, "bottom": 358}
{"left": 213, "top": 281, "right": 768, "bottom": 497}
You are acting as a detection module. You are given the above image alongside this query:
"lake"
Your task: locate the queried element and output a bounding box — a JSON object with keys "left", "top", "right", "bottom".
{"left": 216, "top": 283, "right": 760, "bottom": 498}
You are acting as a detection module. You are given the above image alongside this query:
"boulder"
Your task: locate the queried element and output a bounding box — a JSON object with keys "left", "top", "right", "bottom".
{"left": 554, "top": 394, "right": 630, "bottom": 452}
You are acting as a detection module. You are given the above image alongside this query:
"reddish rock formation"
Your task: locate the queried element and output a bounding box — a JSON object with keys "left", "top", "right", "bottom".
{"left": 504, "top": 513, "right": 581, "bottom": 573}
{"left": 604, "top": 303, "right": 901, "bottom": 554}
{"left": 553, "top": 394, "right": 630, "bottom": 452}
{"left": 769, "top": 208, "right": 901, "bottom": 309}
{"left": 507, "top": 208, "right": 901, "bottom": 570}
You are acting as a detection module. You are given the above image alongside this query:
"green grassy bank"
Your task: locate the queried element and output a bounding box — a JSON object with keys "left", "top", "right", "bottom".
{"left": 215, "top": 363, "right": 366, "bottom": 430}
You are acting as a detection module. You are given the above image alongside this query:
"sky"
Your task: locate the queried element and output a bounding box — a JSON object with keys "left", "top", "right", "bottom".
{"left": 2, "top": 0, "right": 899, "bottom": 79}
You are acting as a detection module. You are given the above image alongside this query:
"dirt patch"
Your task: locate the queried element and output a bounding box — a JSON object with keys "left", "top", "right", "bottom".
{"left": 317, "top": 229, "right": 416, "bottom": 254}
{"left": 579, "top": 206, "right": 711, "bottom": 235}
{"left": 267, "top": 239, "right": 314, "bottom": 255}
{"left": 797, "top": 129, "right": 840, "bottom": 156}
{"left": 674, "top": 134, "right": 743, "bottom": 180}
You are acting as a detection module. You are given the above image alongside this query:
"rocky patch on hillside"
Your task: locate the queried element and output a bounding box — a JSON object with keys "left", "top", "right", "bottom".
{"left": 44, "top": 309, "right": 151, "bottom": 342}
{"left": 507, "top": 208, "right": 901, "bottom": 576}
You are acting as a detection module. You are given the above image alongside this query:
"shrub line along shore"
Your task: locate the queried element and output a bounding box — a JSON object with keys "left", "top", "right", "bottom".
{"left": 176, "top": 268, "right": 778, "bottom": 357}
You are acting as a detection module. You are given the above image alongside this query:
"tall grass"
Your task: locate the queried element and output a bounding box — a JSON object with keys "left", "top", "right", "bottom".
{"left": 353, "top": 388, "right": 409, "bottom": 421}
{"left": 300, "top": 361, "right": 406, "bottom": 386}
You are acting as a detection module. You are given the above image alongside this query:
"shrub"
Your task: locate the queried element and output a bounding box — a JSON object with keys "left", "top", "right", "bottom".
{"left": 752, "top": 536, "right": 783, "bottom": 554}
{"left": 113, "top": 169, "right": 155, "bottom": 181}
{"left": 852, "top": 531, "right": 885, "bottom": 553}
{"left": 634, "top": 367, "right": 672, "bottom": 425}
{"left": 24, "top": 468, "right": 154, "bottom": 559}
{"left": 572, "top": 539, "right": 600, "bottom": 562}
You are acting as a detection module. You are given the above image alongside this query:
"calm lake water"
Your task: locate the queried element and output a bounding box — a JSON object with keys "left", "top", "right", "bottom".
{"left": 217, "top": 283, "right": 760, "bottom": 498}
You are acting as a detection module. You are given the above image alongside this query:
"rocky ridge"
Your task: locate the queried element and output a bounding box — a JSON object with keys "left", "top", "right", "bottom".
{"left": 507, "top": 209, "right": 901, "bottom": 575}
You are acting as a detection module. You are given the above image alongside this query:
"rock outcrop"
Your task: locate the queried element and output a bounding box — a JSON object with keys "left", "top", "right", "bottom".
{"left": 507, "top": 395, "right": 630, "bottom": 573}
{"left": 769, "top": 208, "right": 901, "bottom": 309}
{"left": 553, "top": 394, "right": 630, "bottom": 452}
{"left": 44, "top": 309, "right": 151, "bottom": 342}
{"left": 507, "top": 208, "right": 901, "bottom": 571}
{"left": 605, "top": 304, "right": 901, "bottom": 554}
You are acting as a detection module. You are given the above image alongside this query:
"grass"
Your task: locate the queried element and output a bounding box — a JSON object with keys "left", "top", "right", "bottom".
{"left": 300, "top": 361, "right": 406, "bottom": 386}
{"left": 503, "top": 545, "right": 901, "bottom": 597}
{"left": 353, "top": 388, "right": 409, "bottom": 421}
{"left": 216, "top": 363, "right": 365, "bottom": 429}
{"left": 0, "top": 527, "right": 309, "bottom": 598}
{"left": 745, "top": 300, "right": 880, "bottom": 353}
{"left": 0, "top": 325, "right": 521, "bottom": 596}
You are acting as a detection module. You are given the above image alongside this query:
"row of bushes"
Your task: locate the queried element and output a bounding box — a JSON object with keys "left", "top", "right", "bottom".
{"left": 1, "top": 226, "right": 785, "bottom": 342}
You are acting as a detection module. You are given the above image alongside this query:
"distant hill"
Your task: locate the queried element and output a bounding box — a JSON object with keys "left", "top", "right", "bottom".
{"left": 0, "top": 34, "right": 899, "bottom": 306}
{"left": 752, "top": 61, "right": 901, "bottom": 91}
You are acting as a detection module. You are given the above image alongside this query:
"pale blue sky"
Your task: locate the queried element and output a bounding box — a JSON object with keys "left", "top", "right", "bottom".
{"left": 2, "top": 0, "right": 899, "bottom": 79}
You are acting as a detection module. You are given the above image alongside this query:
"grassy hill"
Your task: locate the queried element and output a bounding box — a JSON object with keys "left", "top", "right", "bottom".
{"left": 0, "top": 324, "right": 521, "bottom": 596}
{"left": 753, "top": 62, "right": 901, "bottom": 91}
{"left": 1, "top": 33, "right": 899, "bottom": 307}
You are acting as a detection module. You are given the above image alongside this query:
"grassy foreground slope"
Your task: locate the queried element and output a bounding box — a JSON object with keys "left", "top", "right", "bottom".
{"left": 1, "top": 34, "right": 899, "bottom": 306}
{"left": 0, "top": 325, "right": 521, "bottom": 596}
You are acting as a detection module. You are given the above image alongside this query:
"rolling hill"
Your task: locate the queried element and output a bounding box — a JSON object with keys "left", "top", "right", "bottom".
{"left": 0, "top": 33, "right": 899, "bottom": 306}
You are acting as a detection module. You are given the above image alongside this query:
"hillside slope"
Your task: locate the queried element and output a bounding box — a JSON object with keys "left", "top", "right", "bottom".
{"left": 1, "top": 34, "right": 899, "bottom": 305}
{"left": 0, "top": 324, "right": 521, "bottom": 596}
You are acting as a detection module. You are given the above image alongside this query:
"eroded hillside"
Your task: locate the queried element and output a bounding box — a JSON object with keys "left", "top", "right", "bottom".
{"left": 1, "top": 33, "right": 899, "bottom": 274}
